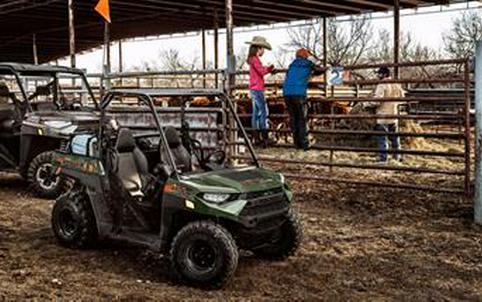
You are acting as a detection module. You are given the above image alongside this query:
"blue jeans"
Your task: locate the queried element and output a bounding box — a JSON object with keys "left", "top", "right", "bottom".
{"left": 250, "top": 90, "right": 268, "bottom": 130}
{"left": 375, "top": 123, "right": 400, "bottom": 162}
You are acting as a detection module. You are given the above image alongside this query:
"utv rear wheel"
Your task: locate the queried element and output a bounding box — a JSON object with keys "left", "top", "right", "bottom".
{"left": 170, "top": 221, "right": 239, "bottom": 289}
{"left": 28, "top": 151, "right": 66, "bottom": 199}
{"left": 252, "top": 210, "right": 303, "bottom": 260}
{"left": 51, "top": 188, "right": 97, "bottom": 249}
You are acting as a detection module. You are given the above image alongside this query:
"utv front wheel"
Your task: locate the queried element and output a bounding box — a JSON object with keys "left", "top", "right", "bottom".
{"left": 170, "top": 221, "right": 239, "bottom": 289}
{"left": 28, "top": 151, "right": 66, "bottom": 199}
{"left": 51, "top": 188, "right": 97, "bottom": 249}
{"left": 252, "top": 210, "right": 303, "bottom": 260}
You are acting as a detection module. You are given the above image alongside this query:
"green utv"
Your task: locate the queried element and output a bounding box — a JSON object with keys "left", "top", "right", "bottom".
{"left": 51, "top": 89, "right": 302, "bottom": 288}
{"left": 0, "top": 63, "right": 98, "bottom": 198}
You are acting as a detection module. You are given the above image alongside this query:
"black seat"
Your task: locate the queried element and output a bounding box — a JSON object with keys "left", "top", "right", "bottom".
{"left": 0, "top": 85, "right": 17, "bottom": 132}
{"left": 164, "top": 126, "right": 191, "bottom": 173}
{"left": 0, "top": 83, "right": 11, "bottom": 100}
{"left": 115, "top": 128, "right": 150, "bottom": 198}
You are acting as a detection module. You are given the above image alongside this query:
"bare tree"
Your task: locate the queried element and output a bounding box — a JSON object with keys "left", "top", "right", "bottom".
{"left": 443, "top": 11, "right": 482, "bottom": 59}
{"left": 285, "top": 17, "right": 373, "bottom": 66}
{"left": 285, "top": 20, "right": 323, "bottom": 57}
{"left": 235, "top": 47, "right": 248, "bottom": 70}
{"left": 369, "top": 29, "right": 439, "bottom": 63}
{"left": 272, "top": 49, "right": 290, "bottom": 69}
{"left": 369, "top": 29, "right": 392, "bottom": 62}
{"left": 137, "top": 49, "right": 200, "bottom": 72}
{"left": 368, "top": 29, "right": 442, "bottom": 85}
{"left": 135, "top": 49, "right": 201, "bottom": 88}
{"left": 160, "top": 49, "right": 199, "bottom": 71}
{"left": 328, "top": 17, "right": 373, "bottom": 65}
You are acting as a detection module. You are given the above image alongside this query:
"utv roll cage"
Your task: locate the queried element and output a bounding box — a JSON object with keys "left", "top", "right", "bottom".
{"left": 99, "top": 89, "right": 259, "bottom": 180}
{"left": 0, "top": 62, "right": 98, "bottom": 111}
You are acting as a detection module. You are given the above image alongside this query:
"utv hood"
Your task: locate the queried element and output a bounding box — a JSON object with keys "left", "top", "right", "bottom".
{"left": 23, "top": 111, "right": 100, "bottom": 137}
{"left": 25, "top": 111, "right": 100, "bottom": 125}
{"left": 180, "top": 166, "right": 283, "bottom": 194}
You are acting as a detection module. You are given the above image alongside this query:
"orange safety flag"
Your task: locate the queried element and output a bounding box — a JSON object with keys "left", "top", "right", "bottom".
{"left": 95, "top": 0, "right": 111, "bottom": 23}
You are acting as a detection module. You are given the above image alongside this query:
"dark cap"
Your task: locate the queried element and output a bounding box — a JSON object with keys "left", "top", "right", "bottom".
{"left": 377, "top": 67, "right": 390, "bottom": 78}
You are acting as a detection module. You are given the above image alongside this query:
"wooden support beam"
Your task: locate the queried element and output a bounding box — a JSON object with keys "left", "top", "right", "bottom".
{"left": 214, "top": 9, "right": 219, "bottom": 88}
{"left": 323, "top": 18, "right": 328, "bottom": 69}
{"left": 394, "top": 0, "right": 400, "bottom": 78}
{"left": 226, "top": 0, "right": 235, "bottom": 92}
{"left": 32, "top": 34, "right": 38, "bottom": 65}
{"left": 119, "top": 40, "right": 123, "bottom": 73}
{"left": 202, "top": 28, "right": 207, "bottom": 88}
{"left": 68, "top": 0, "right": 75, "bottom": 68}
{"left": 103, "top": 22, "right": 111, "bottom": 92}
{"left": 225, "top": 0, "right": 236, "bottom": 160}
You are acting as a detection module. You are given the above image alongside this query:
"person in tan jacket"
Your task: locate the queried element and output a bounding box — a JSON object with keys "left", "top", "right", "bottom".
{"left": 371, "top": 67, "right": 406, "bottom": 163}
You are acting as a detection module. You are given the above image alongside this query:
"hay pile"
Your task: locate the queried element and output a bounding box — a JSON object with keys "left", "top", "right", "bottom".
{"left": 312, "top": 103, "right": 429, "bottom": 149}
{"left": 400, "top": 120, "right": 426, "bottom": 149}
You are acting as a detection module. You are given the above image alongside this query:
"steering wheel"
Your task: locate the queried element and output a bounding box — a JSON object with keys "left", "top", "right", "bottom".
{"left": 206, "top": 149, "right": 226, "bottom": 166}
{"left": 190, "top": 138, "right": 226, "bottom": 169}
{"left": 62, "top": 99, "right": 84, "bottom": 111}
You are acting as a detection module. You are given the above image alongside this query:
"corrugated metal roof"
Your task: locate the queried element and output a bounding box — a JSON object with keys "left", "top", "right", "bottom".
{"left": 0, "top": 0, "right": 457, "bottom": 63}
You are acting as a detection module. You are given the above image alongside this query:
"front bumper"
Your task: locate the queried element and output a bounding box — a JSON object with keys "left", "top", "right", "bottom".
{"left": 238, "top": 189, "right": 290, "bottom": 228}
{"left": 234, "top": 188, "right": 291, "bottom": 249}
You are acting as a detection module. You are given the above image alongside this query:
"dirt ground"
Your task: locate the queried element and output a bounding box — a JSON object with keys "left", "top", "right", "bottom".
{"left": 0, "top": 169, "right": 481, "bottom": 301}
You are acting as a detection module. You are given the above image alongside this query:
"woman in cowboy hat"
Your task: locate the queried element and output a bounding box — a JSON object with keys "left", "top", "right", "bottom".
{"left": 246, "top": 36, "right": 275, "bottom": 148}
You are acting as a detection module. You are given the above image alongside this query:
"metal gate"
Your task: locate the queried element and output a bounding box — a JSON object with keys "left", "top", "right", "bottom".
{"left": 82, "top": 59, "right": 473, "bottom": 196}
{"left": 232, "top": 59, "right": 472, "bottom": 196}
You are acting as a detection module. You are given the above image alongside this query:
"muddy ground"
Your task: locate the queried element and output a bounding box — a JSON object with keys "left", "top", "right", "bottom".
{"left": 0, "top": 170, "right": 481, "bottom": 301}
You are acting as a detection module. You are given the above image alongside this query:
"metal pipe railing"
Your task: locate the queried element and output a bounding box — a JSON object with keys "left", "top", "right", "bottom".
{"left": 80, "top": 58, "right": 472, "bottom": 196}
{"left": 232, "top": 155, "right": 465, "bottom": 176}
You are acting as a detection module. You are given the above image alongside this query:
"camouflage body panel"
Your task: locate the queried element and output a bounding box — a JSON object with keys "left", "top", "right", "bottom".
{"left": 53, "top": 152, "right": 105, "bottom": 176}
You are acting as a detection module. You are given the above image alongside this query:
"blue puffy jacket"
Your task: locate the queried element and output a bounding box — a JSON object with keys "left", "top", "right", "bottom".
{"left": 283, "top": 58, "right": 316, "bottom": 97}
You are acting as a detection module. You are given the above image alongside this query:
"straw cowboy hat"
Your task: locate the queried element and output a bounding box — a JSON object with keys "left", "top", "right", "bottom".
{"left": 245, "top": 36, "right": 272, "bottom": 50}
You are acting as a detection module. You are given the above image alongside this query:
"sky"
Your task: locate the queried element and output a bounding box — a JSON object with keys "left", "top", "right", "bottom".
{"left": 59, "top": 1, "right": 482, "bottom": 74}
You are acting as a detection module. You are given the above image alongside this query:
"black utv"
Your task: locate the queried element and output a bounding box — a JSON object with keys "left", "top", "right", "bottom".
{"left": 0, "top": 63, "right": 99, "bottom": 198}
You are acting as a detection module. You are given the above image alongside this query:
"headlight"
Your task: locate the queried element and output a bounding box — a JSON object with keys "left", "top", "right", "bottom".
{"left": 202, "top": 193, "right": 231, "bottom": 203}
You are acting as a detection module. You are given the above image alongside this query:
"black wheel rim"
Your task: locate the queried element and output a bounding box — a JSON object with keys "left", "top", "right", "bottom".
{"left": 58, "top": 209, "right": 78, "bottom": 238}
{"left": 186, "top": 239, "right": 217, "bottom": 274}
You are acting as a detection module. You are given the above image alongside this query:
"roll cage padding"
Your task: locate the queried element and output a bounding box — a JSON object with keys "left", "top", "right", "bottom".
{"left": 165, "top": 126, "right": 182, "bottom": 147}
{"left": 115, "top": 128, "right": 137, "bottom": 153}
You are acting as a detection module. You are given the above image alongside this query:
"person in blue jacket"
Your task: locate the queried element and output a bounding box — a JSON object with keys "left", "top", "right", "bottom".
{"left": 283, "top": 48, "right": 324, "bottom": 150}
